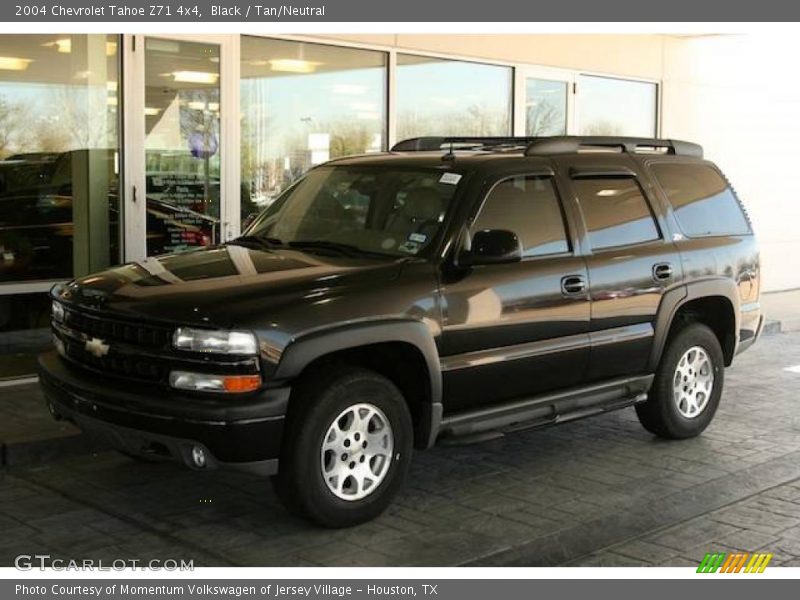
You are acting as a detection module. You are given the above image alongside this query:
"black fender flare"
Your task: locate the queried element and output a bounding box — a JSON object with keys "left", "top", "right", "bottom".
{"left": 274, "top": 319, "right": 443, "bottom": 448}
{"left": 648, "top": 277, "right": 740, "bottom": 371}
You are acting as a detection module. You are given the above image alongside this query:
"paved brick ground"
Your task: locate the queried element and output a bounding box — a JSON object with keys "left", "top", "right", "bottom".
{"left": 2, "top": 331, "right": 800, "bottom": 567}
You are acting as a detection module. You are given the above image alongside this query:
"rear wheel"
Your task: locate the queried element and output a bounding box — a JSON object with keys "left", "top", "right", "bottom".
{"left": 636, "top": 322, "right": 724, "bottom": 439}
{"left": 273, "top": 366, "right": 413, "bottom": 527}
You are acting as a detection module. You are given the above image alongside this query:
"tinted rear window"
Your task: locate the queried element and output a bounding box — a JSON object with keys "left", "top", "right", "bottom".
{"left": 650, "top": 163, "right": 750, "bottom": 237}
{"left": 572, "top": 177, "right": 660, "bottom": 250}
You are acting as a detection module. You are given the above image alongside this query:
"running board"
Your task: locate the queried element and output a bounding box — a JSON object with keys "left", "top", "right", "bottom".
{"left": 437, "top": 375, "right": 653, "bottom": 441}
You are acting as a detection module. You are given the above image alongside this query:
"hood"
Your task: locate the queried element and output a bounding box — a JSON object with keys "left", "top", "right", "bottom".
{"left": 57, "top": 245, "right": 405, "bottom": 328}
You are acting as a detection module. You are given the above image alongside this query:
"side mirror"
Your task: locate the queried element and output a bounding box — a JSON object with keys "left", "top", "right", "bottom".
{"left": 461, "top": 229, "right": 522, "bottom": 266}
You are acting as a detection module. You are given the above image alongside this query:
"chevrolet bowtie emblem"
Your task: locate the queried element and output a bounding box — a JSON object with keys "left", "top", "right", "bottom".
{"left": 85, "top": 337, "right": 110, "bottom": 358}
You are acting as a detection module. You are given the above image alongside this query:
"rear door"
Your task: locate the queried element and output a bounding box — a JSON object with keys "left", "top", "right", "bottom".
{"left": 558, "top": 155, "right": 682, "bottom": 381}
{"left": 439, "top": 166, "right": 590, "bottom": 413}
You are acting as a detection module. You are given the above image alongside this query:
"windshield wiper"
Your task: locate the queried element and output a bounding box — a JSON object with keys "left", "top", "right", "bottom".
{"left": 288, "top": 240, "right": 391, "bottom": 258}
{"left": 227, "top": 235, "right": 284, "bottom": 250}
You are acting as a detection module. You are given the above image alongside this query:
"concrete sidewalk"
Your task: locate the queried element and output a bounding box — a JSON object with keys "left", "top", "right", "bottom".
{"left": 0, "top": 382, "right": 98, "bottom": 467}
{"left": 762, "top": 289, "right": 800, "bottom": 333}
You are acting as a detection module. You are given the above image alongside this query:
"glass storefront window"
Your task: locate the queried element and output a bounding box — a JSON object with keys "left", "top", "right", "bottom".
{"left": 396, "top": 54, "right": 512, "bottom": 140}
{"left": 0, "top": 34, "right": 120, "bottom": 283}
{"left": 0, "top": 34, "right": 120, "bottom": 378}
{"left": 577, "top": 74, "right": 657, "bottom": 137}
{"left": 144, "top": 38, "right": 221, "bottom": 256}
{"left": 240, "top": 37, "right": 387, "bottom": 223}
{"left": 525, "top": 78, "right": 568, "bottom": 136}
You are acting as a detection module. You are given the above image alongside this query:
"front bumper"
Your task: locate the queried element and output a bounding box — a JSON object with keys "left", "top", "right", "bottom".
{"left": 38, "top": 351, "right": 289, "bottom": 476}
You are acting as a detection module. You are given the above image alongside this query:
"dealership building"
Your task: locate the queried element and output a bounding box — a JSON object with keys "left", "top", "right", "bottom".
{"left": 0, "top": 33, "right": 797, "bottom": 378}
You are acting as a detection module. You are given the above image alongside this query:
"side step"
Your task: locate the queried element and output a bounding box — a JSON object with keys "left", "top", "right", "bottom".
{"left": 437, "top": 375, "right": 653, "bottom": 441}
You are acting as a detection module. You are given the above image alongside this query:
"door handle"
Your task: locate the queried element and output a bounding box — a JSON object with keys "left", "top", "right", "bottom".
{"left": 653, "top": 262, "right": 674, "bottom": 281}
{"left": 561, "top": 275, "right": 586, "bottom": 296}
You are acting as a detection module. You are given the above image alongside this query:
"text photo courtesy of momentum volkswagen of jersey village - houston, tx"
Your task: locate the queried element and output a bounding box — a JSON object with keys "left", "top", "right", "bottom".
{"left": 2, "top": 1, "right": 800, "bottom": 598}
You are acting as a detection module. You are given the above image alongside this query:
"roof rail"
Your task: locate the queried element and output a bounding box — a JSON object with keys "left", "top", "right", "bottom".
{"left": 391, "top": 136, "right": 542, "bottom": 152}
{"left": 523, "top": 136, "right": 703, "bottom": 158}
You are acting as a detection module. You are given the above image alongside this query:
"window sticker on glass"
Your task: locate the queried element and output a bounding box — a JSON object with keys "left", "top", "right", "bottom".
{"left": 398, "top": 241, "right": 421, "bottom": 254}
{"left": 439, "top": 172, "right": 462, "bottom": 185}
{"left": 408, "top": 233, "right": 427, "bottom": 243}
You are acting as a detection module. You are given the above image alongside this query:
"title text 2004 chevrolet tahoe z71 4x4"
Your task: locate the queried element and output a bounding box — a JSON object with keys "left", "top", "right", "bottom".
{"left": 39, "top": 136, "right": 764, "bottom": 527}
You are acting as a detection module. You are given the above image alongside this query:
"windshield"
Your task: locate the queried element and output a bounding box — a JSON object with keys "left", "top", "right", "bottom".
{"left": 242, "top": 165, "right": 461, "bottom": 257}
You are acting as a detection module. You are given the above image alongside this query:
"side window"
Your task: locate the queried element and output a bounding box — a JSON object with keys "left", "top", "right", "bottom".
{"left": 472, "top": 175, "right": 569, "bottom": 257}
{"left": 572, "top": 177, "right": 660, "bottom": 250}
{"left": 650, "top": 163, "right": 751, "bottom": 237}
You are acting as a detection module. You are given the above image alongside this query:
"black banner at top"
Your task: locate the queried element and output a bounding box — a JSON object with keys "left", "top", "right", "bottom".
{"left": 4, "top": 0, "right": 800, "bottom": 22}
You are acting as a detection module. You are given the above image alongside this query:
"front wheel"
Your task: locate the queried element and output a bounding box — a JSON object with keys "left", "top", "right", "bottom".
{"left": 636, "top": 322, "right": 725, "bottom": 439}
{"left": 273, "top": 366, "right": 413, "bottom": 527}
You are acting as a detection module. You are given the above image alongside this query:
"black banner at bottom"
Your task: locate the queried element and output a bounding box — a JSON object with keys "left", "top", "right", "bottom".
{"left": 4, "top": 579, "right": 799, "bottom": 600}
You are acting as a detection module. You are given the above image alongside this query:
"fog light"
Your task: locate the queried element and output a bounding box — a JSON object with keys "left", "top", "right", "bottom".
{"left": 169, "top": 371, "right": 261, "bottom": 393}
{"left": 191, "top": 446, "right": 206, "bottom": 468}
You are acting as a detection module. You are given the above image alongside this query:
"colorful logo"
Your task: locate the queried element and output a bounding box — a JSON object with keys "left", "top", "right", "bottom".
{"left": 697, "top": 552, "right": 773, "bottom": 573}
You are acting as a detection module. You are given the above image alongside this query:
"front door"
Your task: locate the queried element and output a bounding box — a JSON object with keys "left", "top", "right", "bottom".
{"left": 122, "top": 34, "right": 239, "bottom": 263}
{"left": 439, "top": 171, "right": 590, "bottom": 413}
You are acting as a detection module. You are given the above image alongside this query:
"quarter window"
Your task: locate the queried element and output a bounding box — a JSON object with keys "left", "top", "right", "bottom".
{"left": 650, "top": 163, "right": 750, "bottom": 237}
{"left": 573, "top": 178, "right": 660, "bottom": 250}
{"left": 472, "top": 176, "right": 569, "bottom": 257}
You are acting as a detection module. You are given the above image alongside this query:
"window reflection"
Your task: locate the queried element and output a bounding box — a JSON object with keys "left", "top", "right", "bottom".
{"left": 0, "top": 34, "right": 120, "bottom": 377}
{"left": 578, "top": 75, "right": 657, "bottom": 137}
{"left": 0, "top": 34, "right": 120, "bottom": 283}
{"left": 240, "top": 37, "right": 387, "bottom": 223}
{"left": 145, "top": 38, "right": 221, "bottom": 256}
{"left": 396, "top": 54, "right": 512, "bottom": 139}
{"left": 573, "top": 178, "right": 660, "bottom": 250}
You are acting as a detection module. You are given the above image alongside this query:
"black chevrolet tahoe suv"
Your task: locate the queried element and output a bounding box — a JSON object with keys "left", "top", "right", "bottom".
{"left": 39, "top": 136, "right": 764, "bottom": 527}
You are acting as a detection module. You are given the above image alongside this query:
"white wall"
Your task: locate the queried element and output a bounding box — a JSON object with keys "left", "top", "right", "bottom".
{"left": 661, "top": 35, "right": 800, "bottom": 292}
{"left": 314, "top": 34, "right": 799, "bottom": 291}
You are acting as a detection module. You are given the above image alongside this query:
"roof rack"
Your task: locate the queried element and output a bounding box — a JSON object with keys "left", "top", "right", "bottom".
{"left": 391, "top": 135, "right": 703, "bottom": 158}
{"left": 390, "top": 136, "right": 541, "bottom": 152}
{"left": 523, "top": 136, "right": 703, "bottom": 158}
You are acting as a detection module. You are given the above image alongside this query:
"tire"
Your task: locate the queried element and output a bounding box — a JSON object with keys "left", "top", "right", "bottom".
{"left": 636, "top": 322, "right": 724, "bottom": 439}
{"left": 273, "top": 366, "right": 413, "bottom": 527}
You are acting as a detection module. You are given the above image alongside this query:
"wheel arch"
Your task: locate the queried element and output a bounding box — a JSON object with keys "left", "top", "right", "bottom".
{"left": 649, "top": 278, "right": 740, "bottom": 371}
{"left": 274, "top": 320, "right": 443, "bottom": 449}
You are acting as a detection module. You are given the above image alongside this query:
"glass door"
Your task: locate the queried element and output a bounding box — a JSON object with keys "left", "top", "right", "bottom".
{"left": 122, "top": 34, "right": 238, "bottom": 263}
{"left": 515, "top": 67, "right": 575, "bottom": 137}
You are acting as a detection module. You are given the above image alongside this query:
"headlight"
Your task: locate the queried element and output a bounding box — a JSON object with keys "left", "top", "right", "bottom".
{"left": 51, "top": 300, "right": 65, "bottom": 323}
{"left": 173, "top": 327, "right": 258, "bottom": 355}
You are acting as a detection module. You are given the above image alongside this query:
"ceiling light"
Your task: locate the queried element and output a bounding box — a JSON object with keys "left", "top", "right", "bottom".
{"left": 107, "top": 81, "right": 118, "bottom": 92}
{"left": 43, "top": 39, "right": 117, "bottom": 56}
{"left": 268, "top": 59, "right": 321, "bottom": 74}
{"left": 0, "top": 56, "right": 33, "bottom": 71}
{"left": 144, "top": 107, "right": 161, "bottom": 116}
{"left": 107, "top": 97, "right": 118, "bottom": 106}
{"left": 172, "top": 70, "right": 219, "bottom": 84}
{"left": 187, "top": 101, "right": 207, "bottom": 110}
